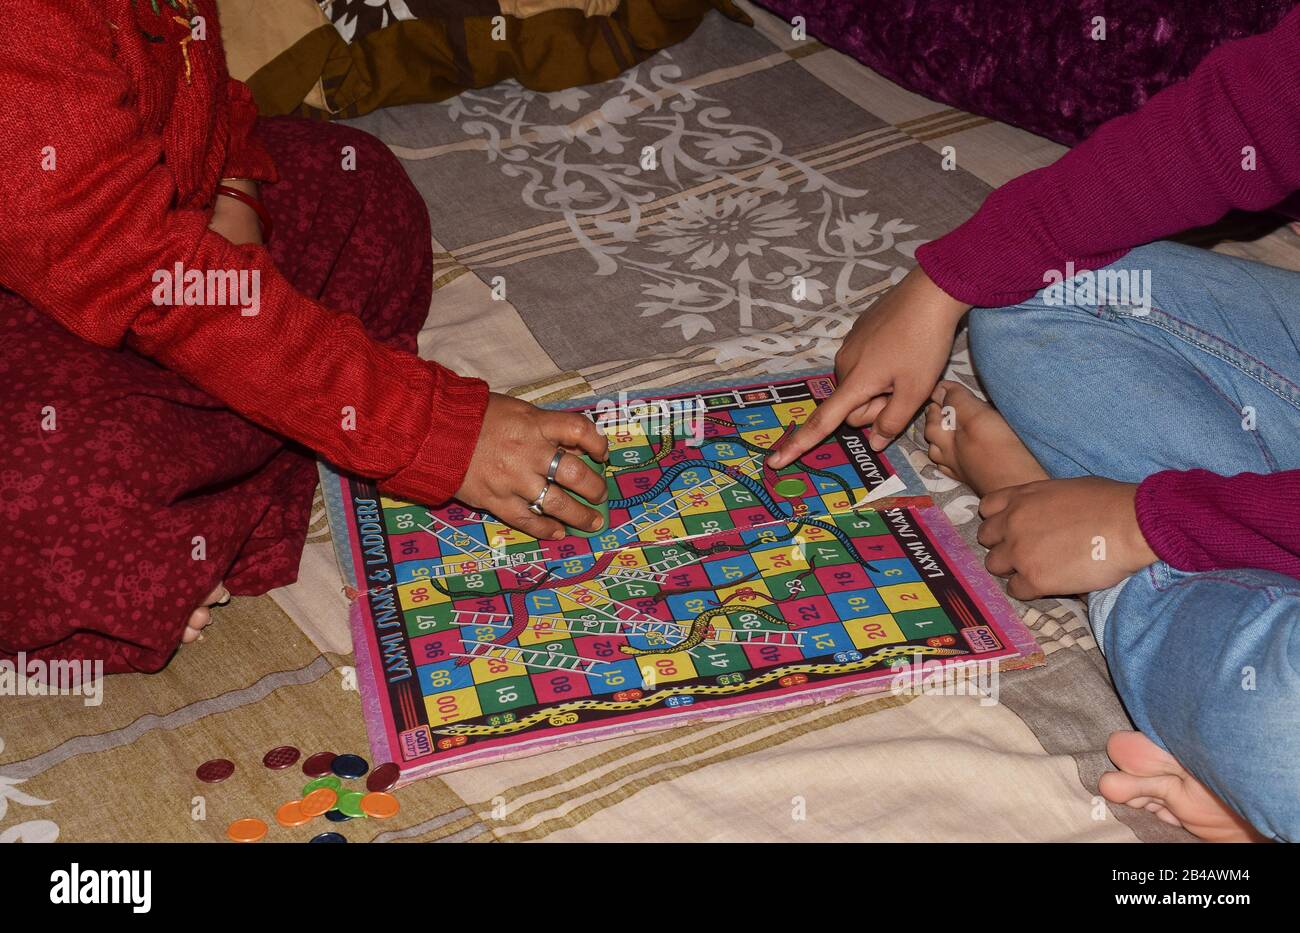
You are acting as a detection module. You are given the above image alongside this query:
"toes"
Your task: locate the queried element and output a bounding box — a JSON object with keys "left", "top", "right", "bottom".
{"left": 935, "top": 379, "right": 969, "bottom": 405}
{"left": 1106, "top": 730, "right": 1185, "bottom": 778}
{"left": 1099, "top": 767, "right": 1183, "bottom": 813}
{"left": 182, "top": 606, "right": 211, "bottom": 644}
{"left": 1140, "top": 800, "right": 1185, "bottom": 827}
{"left": 205, "top": 584, "right": 231, "bottom": 606}
{"left": 1099, "top": 768, "right": 1154, "bottom": 806}
{"left": 932, "top": 379, "right": 970, "bottom": 406}
{"left": 180, "top": 586, "right": 227, "bottom": 648}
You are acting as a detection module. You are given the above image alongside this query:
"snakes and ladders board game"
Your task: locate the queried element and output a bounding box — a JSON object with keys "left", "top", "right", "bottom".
{"left": 322, "top": 374, "right": 1042, "bottom": 782}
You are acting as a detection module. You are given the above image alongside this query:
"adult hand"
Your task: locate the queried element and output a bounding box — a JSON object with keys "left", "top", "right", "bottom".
{"left": 978, "top": 477, "right": 1158, "bottom": 600}
{"left": 454, "top": 393, "right": 609, "bottom": 540}
{"left": 767, "top": 266, "right": 970, "bottom": 467}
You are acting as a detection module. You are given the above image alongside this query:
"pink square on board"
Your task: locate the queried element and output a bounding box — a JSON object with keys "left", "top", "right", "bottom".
{"left": 531, "top": 669, "right": 593, "bottom": 704}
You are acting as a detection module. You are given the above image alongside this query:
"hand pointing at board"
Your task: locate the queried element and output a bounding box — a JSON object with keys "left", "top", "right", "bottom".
{"left": 766, "top": 267, "right": 972, "bottom": 469}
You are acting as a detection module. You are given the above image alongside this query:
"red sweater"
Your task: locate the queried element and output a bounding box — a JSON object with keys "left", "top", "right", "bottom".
{"left": 917, "top": 6, "right": 1300, "bottom": 582}
{"left": 0, "top": 0, "right": 488, "bottom": 506}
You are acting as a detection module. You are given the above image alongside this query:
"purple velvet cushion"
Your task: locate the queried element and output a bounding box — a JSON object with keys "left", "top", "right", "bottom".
{"left": 756, "top": 0, "right": 1296, "bottom": 145}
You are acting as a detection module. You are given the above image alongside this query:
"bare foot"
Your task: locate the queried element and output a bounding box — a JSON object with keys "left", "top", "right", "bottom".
{"left": 182, "top": 583, "right": 230, "bottom": 644}
{"left": 922, "top": 381, "right": 1048, "bottom": 496}
{"left": 1099, "top": 731, "right": 1267, "bottom": 842}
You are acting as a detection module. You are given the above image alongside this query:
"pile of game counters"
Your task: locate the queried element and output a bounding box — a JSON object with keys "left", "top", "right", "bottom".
{"left": 196, "top": 746, "right": 402, "bottom": 843}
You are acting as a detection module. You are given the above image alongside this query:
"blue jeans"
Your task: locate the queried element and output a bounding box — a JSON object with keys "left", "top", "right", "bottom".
{"left": 968, "top": 241, "right": 1300, "bottom": 842}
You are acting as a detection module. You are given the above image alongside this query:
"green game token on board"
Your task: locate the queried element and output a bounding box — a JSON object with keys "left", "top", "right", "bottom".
{"left": 302, "top": 775, "right": 342, "bottom": 796}
{"left": 571, "top": 454, "right": 611, "bottom": 538}
{"left": 337, "top": 790, "right": 367, "bottom": 818}
{"left": 773, "top": 477, "right": 808, "bottom": 498}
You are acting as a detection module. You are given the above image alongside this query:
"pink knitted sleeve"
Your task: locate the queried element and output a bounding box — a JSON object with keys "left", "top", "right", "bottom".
{"left": 914, "top": 6, "right": 1300, "bottom": 308}
{"left": 1136, "top": 470, "right": 1300, "bottom": 582}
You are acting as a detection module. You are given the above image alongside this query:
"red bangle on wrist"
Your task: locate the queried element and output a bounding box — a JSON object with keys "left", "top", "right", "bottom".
{"left": 216, "top": 184, "right": 273, "bottom": 243}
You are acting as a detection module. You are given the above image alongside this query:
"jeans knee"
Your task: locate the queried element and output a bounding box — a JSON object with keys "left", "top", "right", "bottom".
{"left": 967, "top": 305, "right": 1021, "bottom": 384}
{"left": 965, "top": 302, "right": 1055, "bottom": 401}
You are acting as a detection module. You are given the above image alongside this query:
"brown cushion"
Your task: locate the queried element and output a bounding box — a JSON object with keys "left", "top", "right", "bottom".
{"left": 219, "top": 0, "right": 749, "bottom": 119}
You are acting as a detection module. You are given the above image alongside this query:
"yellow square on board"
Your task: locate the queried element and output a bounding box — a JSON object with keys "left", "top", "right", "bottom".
{"left": 793, "top": 522, "right": 834, "bottom": 544}
{"left": 845, "top": 613, "right": 906, "bottom": 650}
{"left": 739, "top": 427, "right": 784, "bottom": 452}
{"left": 469, "top": 654, "right": 527, "bottom": 683}
{"left": 637, "top": 651, "right": 698, "bottom": 686}
{"left": 518, "top": 619, "right": 572, "bottom": 647}
{"left": 819, "top": 491, "right": 856, "bottom": 513}
{"left": 425, "top": 686, "right": 482, "bottom": 726}
{"left": 771, "top": 400, "right": 816, "bottom": 426}
{"left": 611, "top": 549, "right": 650, "bottom": 570}
{"left": 380, "top": 496, "right": 414, "bottom": 510}
{"left": 606, "top": 423, "right": 647, "bottom": 446}
{"left": 678, "top": 487, "right": 726, "bottom": 513}
{"left": 700, "top": 613, "right": 734, "bottom": 637}
{"left": 753, "top": 545, "right": 810, "bottom": 575}
{"left": 398, "top": 578, "right": 450, "bottom": 612}
{"left": 878, "top": 582, "right": 941, "bottom": 613}
{"left": 551, "top": 587, "right": 601, "bottom": 614}
{"left": 635, "top": 517, "right": 689, "bottom": 547}
{"left": 484, "top": 521, "right": 533, "bottom": 549}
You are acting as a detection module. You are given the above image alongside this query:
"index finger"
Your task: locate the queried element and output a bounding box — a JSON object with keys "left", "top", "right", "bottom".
{"left": 541, "top": 411, "right": 609, "bottom": 461}
{"left": 766, "top": 386, "right": 867, "bottom": 469}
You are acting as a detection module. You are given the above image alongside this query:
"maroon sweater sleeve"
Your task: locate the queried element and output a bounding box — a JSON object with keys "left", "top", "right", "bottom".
{"left": 1136, "top": 470, "right": 1300, "bottom": 581}
{"left": 915, "top": 4, "right": 1300, "bottom": 308}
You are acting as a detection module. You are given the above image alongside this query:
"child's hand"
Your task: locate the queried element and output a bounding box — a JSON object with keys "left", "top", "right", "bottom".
{"left": 454, "top": 393, "right": 609, "bottom": 540}
{"left": 977, "top": 477, "right": 1158, "bottom": 599}
{"left": 767, "top": 267, "right": 969, "bottom": 467}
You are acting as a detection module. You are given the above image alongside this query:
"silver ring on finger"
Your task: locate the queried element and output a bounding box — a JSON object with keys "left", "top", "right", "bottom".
{"left": 528, "top": 481, "right": 551, "bottom": 516}
{"left": 546, "top": 448, "right": 565, "bottom": 484}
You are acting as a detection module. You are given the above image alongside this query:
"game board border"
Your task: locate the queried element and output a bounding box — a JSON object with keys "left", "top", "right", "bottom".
{"left": 320, "top": 371, "right": 1044, "bottom": 783}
